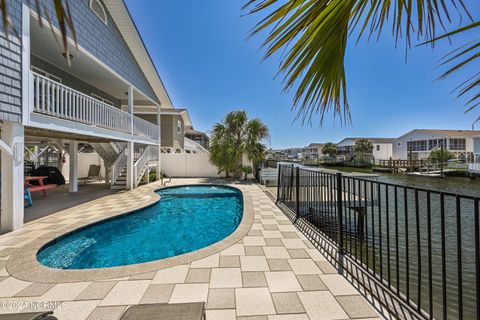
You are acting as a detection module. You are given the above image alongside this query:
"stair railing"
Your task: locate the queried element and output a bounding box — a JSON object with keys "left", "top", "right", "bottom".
{"left": 133, "top": 146, "right": 159, "bottom": 187}
{"left": 111, "top": 148, "right": 127, "bottom": 186}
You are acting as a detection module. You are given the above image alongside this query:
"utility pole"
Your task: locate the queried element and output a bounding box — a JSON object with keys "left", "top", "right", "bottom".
{"left": 440, "top": 141, "right": 444, "bottom": 177}
{"left": 409, "top": 143, "right": 413, "bottom": 172}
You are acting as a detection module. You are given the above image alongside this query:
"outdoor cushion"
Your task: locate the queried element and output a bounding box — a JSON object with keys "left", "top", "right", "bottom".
{"left": 120, "top": 303, "right": 205, "bottom": 320}
{"left": 0, "top": 311, "right": 57, "bottom": 320}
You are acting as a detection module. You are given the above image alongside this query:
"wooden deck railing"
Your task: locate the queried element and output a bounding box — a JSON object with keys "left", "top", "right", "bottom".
{"left": 378, "top": 159, "right": 427, "bottom": 168}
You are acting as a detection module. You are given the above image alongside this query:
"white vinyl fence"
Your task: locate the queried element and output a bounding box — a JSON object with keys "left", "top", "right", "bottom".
{"left": 161, "top": 153, "right": 223, "bottom": 178}
{"left": 62, "top": 153, "right": 106, "bottom": 182}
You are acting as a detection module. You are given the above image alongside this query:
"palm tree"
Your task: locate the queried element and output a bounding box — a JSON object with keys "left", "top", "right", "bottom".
{"left": 209, "top": 110, "right": 270, "bottom": 178}
{"left": 354, "top": 138, "right": 373, "bottom": 162}
{"left": 245, "top": 1, "right": 479, "bottom": 123}
{"left": 321, "top": 142, "right": 337, "bottom": 159}
{"left": 428, "top": 148, "right": 454, "bottom": 164}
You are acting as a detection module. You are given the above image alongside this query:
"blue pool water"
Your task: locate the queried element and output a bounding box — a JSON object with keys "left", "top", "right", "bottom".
{"left": 37, "top": 185, "right": 243, "bottom": 269}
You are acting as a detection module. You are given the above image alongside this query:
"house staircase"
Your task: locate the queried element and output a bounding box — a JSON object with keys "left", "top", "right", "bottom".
{"left": 110, "top": 154, "right": 139, "bottom": 190}
{"left": 111, "top": 145, "right": 158, "bottom": 190}
{"left": 90, "top": 142, "right": 124, "bottom": 165}
{"left": 91, "top": 143, "right": 158, "bottom": 190}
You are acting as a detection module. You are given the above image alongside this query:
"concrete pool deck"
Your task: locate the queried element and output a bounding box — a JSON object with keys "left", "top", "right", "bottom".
{"left": 0, "top": 179, "right": 383, "bottom": 320}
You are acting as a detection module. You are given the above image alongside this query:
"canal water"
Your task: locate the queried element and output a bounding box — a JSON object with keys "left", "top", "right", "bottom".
{"left": 318, "top": 166, "right": 480, "bottom": 319}
{"left": 377, "top": 173, "right": 480, "bottom": 198}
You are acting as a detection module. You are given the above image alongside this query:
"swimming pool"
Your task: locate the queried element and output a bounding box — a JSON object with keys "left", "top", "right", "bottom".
{"left": 37, "top": 185, "right": 243, "bottom": 269}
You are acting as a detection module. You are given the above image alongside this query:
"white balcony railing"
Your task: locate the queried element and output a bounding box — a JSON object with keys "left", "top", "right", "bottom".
{"left": 32, "top": 71, "right": 159, "bottom": 141}
{"left": 133, "top": 116, "right": 160, "bottom": 140}
{"left": 184, "top": 137, "right": 208, "bottom": 153}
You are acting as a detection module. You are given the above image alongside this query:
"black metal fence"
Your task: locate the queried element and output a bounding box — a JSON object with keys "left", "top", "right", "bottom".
{"left": 276, "top": 164, "right": 480, "bottom": 320}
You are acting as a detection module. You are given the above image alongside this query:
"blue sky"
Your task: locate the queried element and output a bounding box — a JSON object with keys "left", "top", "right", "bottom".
{"left": 125, "top": 0, "right": 480, "bottom": 149}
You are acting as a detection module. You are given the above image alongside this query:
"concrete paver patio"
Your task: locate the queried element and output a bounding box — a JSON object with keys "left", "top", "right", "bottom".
{"left": 0, "top": 179, "right": 382, "bottom": 319}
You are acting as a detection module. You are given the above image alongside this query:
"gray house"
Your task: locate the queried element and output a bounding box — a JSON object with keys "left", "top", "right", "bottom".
{"left": 0, "top": 0, "right": 176, "bottom": 232}
{"left": 392, "top": 129, "right": 480, "bottom": 160}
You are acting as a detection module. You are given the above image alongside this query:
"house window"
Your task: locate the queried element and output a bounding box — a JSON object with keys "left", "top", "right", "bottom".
{"left": 397, "top": 141, "right": 402, "bottom": 147}
{"left": 31, "top": 66, "right": 62, "bottom": 83}
{"left": 449, "top": 138, "right": 466, "bottom": 151}
{"left": 428, "top": 139, "right": 447, "bottom": 150}
{"left": 91, "top": 93, "right": 113, "bottom": 106}
{"left": 376, "top": 145, "right": 380, "bottom": 151}
{"left": 177, "top": 120, "right": 182, "bottom": 134}
{"left": 407, "top": 140, "right": 428, "bottom": 152}
{"left": 90, "top": 0, "right": 108, "bottom": 25}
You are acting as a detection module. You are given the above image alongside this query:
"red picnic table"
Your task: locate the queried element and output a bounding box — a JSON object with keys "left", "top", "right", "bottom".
{"left": 25, "top": 176, "right": 57, "bottom": 196}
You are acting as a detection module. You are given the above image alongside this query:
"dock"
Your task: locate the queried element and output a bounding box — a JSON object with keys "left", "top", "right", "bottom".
{"left": 378, "top": 159, "right": 427, "bottom": 169}
{"left": 260, "top": 164, "right": 379, "bottom": 187}
{"left": 311, "top": 167, "right": 378, "bottom": 179}
{"left": 406, "top": 172, "right": 443, "bottom": 178}
{"left": 469, "top": 163, "right": 480, "bottom": 175}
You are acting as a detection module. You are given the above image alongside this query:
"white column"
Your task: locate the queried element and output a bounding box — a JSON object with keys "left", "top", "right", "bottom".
{"left": 1, "top": 122, "right": 25, "bottom": 233}
{"left": 126, "top": 141, "right": 134, "bottom": 190}
{"left": 126, "top": 85, "right": 134, "bottom": 190}
{"left": 156, "top": 105, "right": 161, "bottom": 181}
{"left": 21, "top": 3, "right": 32, "bottom": 126}
{"left": 69, "top": 141, "right": 78, "bottom": 192}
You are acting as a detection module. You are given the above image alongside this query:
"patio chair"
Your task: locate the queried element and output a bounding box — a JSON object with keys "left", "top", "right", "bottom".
{"left": 120, "top": 302, "right": 205, "bottom": 320}
{"left": 78, "top": 165, "right": 103, "bottom": 185}
{"left": 0, "top": 311, "right": 57, "bottom": 320}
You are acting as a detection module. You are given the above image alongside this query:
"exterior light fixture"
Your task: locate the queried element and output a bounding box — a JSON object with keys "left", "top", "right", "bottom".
{"left": 62, "top": 52, "right": 74, "bottom": 60}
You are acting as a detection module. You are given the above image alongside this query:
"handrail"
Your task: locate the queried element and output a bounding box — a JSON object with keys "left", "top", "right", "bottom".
{"left": 162, "top": 172, "right": 172, "bottom": 186}
{"left": 133, "top": 116, "right": 160, "bottom": 140}
{"left": 184, "top": 137, "right": 208, "bottom": 153}
{"left": 32, "top": 71, "right": 160, "bottom": 141}
{"left": 133, "top": 146, "right": 159, "bottom": 187}
{"left": 111, "top": 148, "right": 127, "bottom": 186}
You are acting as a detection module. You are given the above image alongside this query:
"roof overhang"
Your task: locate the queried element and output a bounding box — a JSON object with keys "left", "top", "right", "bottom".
{"left": 129, "top": 106, "right": 193, "bottom": 127}
{"left": 160, "top": 108, "right": 192, "bottom": 127}
{"left": 338, "top": 137, "right": 395, "bottom": 145}
{"left": 395, "top": 129, "right": 449, "bottom": 141}
{"left": 337, "top": 138, "right": 355, "bottom": 146}
{"left": 30, "top": 13, "right": 154, "bottom": 104}
{"left": 104, "top": 0, "right": 173, "bottom": 108}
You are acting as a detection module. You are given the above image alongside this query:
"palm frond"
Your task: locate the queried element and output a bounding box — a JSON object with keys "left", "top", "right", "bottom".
{"left": 0, "top": 1, "right": 76, "bottom": 64}
{"left": 245, "top": 0, "right": 475, "bottom": 124}
{"left": 427, "top": 22, "right": 480, "bottom": 112}
{"left": 0, "top": 0, "right": 19, "bottom": 39}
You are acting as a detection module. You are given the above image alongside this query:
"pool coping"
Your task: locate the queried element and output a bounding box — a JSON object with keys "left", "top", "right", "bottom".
{"left": 5, "top": 182, "right": 254, "bottom": 283}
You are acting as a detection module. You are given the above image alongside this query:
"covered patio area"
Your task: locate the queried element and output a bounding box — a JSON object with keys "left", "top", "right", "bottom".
{"left": 24, "top": 182, "right": 118, "bottom": 223}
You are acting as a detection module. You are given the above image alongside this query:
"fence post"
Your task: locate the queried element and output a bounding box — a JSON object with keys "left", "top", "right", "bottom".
{"left": 289, "top": 164, "right": 294, "bottom": 201}
{"left": 276, "top": 165, "right": 281, "bottom": 203}
{"left": 336, "top": 172, "right": 344, "bottom": 275}
{"left": 295, "top": 166, "right": 300, "bottom": 221}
